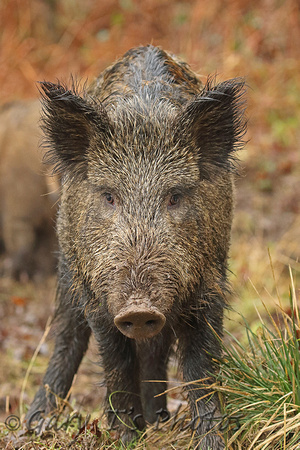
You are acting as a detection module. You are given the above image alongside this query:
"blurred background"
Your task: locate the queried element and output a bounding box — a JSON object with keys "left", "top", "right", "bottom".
{"left": 0, "top": 0, "right": 299, "bottom": 431}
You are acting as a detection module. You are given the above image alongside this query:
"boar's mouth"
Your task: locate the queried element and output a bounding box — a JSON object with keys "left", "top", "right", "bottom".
{"left": 114, "top": 305, "right": 166, "bottom": 339}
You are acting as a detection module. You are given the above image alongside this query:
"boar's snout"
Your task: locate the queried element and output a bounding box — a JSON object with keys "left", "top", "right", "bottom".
{"left": 114, "top": 306, "right": 166, "bottom": 339}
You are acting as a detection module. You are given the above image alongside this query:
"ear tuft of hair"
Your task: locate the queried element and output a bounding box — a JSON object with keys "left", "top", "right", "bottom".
{"left": 38, "top": 80, "right": 109, "bottom": 178}
{"left": 180, "top": 77, "right": 247, "bottom": 179}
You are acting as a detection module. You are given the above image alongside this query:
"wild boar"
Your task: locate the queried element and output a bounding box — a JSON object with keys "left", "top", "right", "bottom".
{"left": 27, "top": 45, "right": 246, "bottom": 448}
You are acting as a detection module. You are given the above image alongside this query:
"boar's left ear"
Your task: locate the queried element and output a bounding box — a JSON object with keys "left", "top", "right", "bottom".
{"left": 39, "top": 81, "right": 109, "bottom": 178}
{"left": 181, "top": 77, "right": 247, "bottom": 179}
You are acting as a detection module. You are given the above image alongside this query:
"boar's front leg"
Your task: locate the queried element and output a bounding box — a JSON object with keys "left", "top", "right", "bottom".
{"left": 91, "top": 323, "right": 145, "bottom": 444}
{"left": 138, "top": 329, "right": 174, "bottom": 424}
{"left": 179, "top": 302, "right": 225, "bottom": 450}
{"left": 25, "top": 280, "right": 91, "bottom": 427}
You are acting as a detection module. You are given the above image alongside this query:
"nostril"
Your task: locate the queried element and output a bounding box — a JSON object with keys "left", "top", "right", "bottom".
{"left": 146, "top": 320, "right": 156, "bottom": 326}
{"left": 123, "top": 321, "right": 133, "bottom": 328}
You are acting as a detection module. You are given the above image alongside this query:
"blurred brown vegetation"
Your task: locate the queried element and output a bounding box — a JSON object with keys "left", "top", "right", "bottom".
{"left": 1, "top": 0, "right": 299, "bottom": 230}
{"left": 1, "top": 0, "right": 299, "bottom": 146}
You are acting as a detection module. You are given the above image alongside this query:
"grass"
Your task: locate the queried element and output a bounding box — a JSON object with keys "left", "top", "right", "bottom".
{"left": 218, "top": 267, "right": 300, "bottom": 449}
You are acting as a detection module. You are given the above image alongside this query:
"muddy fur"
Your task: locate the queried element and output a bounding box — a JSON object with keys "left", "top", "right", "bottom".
{"left": 27, "top": 45, "right": 246, "bottom": 448}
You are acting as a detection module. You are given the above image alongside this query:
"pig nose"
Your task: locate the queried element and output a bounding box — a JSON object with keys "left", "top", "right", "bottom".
{"left": 114, "top": 307, "right": 166, "bottom": 339}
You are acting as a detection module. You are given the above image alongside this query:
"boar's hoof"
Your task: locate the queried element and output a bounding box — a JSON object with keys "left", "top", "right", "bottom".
{"left": 114, "top": 306, "right": 166, "bottom": 339}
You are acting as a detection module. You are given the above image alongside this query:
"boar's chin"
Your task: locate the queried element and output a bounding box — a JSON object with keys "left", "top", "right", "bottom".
{"left": 114, "top": 305, "right": 166, "bottom": 339}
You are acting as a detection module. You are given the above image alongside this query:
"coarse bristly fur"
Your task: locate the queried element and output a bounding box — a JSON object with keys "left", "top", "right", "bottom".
{"left": 27, "top": 45, "right": 247, "bottom": 449}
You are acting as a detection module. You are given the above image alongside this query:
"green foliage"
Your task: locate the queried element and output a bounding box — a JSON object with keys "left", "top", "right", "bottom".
{"left": 268, "top": 110, "right": 298, "bottom": 147}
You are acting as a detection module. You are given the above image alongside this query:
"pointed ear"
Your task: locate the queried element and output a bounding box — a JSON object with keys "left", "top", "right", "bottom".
{"left": 181, "top": 77, "right": 247, "bottom": 179}
{"left": 39, "top": 81, "right": 109, "bottom": 178}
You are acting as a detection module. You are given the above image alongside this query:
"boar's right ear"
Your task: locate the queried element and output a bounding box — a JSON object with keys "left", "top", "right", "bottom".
{"left": 180, "top": 77, "right": 247, "bottom": 179}
{"left": 39, "top": 81, "right": 109, "bottom": 178}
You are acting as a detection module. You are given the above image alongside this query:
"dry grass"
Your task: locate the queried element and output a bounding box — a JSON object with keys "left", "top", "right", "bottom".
{"left": 218, "top": 267, "right": 300, "bottom": 449}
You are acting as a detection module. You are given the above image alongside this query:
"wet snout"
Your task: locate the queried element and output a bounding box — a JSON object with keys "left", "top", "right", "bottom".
{"left": 114, "top": 305, "right": 166, "bottom": 339}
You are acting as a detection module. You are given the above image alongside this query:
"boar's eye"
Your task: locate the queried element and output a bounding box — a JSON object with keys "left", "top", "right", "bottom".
{"left": 104, "top": 193, "right": 115, "bottom": 207}
{"left": 168, "top": 194, "right": 180, "bottom": 209}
